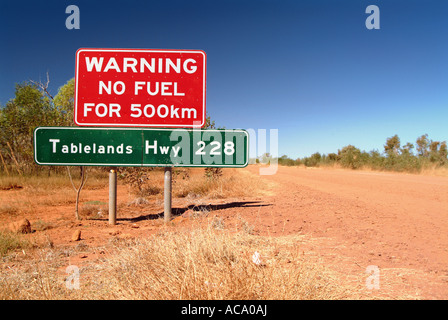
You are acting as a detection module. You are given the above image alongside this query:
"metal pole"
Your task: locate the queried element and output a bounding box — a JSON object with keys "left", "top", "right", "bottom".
{"left": 164, "top": 167, "right": 172, "bottom": 223}
{"left": 109, "top": 168, "right": 117, "bottom": 225}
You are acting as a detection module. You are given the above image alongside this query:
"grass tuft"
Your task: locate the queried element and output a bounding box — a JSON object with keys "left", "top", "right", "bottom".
{"left": 0, "top": 230, "right": 32, "bottom": 257}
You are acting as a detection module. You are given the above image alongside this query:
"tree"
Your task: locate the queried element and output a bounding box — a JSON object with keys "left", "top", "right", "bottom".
{"left": 384, "top": 134, "right": 400, "bottom": 156}
{"left": 203, "top": 113, "right": 216, "bottom": 129}
{"left": 302, "top": 152, "right": 321, "bottom": 167}
{"left": 0, "top": 82, "right": 60, "bottom": 171}
{"left": 327, "top": 153, "right": 338, "bottom": 162}
{"left": 202, "top": 113, "right": 224, "bottom": 178}
{"left": 416, "top": 134, "right": 430, "bottom": 157}
{"left": 310, "top": 152, "right": 322, "bottom": 165}
{"left": 54, "top": 78, "right": 75, "bottom": 126}
{"left": 401, "top": 142, "right": 414, "bottom": 156}
{"left": 278, "top": 155, "right": 296, "bottom": 166}
{"left": 203, "top": 113, "right": 225, "bottom": 130}
{"left": 67, "top": 166, "right": 88, "bottom": 220}
{"left": 429, "top": 141, "right": 440, "bottom": 162}
{"left": 369, "top": 149, "right": 383, "bottom": 169}
{"left": 439, "top": 142, "right": 448, "bottom": 163}
{"left": 0, "top": 76, "right": 80, "bottom": 175}
{"left": 428, "top": 140, "right": 448, "bottom": 164}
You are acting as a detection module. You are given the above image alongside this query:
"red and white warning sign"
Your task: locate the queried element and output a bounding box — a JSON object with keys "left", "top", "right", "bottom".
{"left": 74, "top": 48, "right": 206, "bottom": 127}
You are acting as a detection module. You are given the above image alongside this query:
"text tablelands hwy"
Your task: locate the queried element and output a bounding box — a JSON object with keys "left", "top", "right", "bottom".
{"left": 34, "top": 127, "right": 248, "bottom": 167}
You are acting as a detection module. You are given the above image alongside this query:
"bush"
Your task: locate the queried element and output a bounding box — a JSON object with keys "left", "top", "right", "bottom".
{"left": 303, "top": 153, "right": 322, "bottom": 167}
{"left": 278, "top": 155, "right": 298, "bottom": 166}
{"left": 338, "top": 145, "right": 363, "bottom": 169}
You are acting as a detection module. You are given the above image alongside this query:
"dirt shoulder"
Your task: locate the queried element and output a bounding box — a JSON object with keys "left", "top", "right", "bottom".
{"left": 241, "top": 165, "right": 448, "bottom": 299}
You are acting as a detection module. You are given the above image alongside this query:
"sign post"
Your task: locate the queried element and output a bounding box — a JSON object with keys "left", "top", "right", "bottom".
{"left": 109, "top": 168, "right": 117, "bottom": 225}
{"left": 164, "top": 167, "right": 172, "bottom": 223}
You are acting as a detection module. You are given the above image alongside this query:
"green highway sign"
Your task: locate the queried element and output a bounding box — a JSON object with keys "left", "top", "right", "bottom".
{"left": 34, "top": 127, "right": 248, "bottom": 167}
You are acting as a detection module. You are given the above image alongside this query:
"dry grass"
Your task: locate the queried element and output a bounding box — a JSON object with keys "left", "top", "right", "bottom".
{"left": 0, "top": 172, "right": 109, "bottom": 218}
{"left": 32, "top": 219, "right": 53, "bottom": 232}
{"left": 0, "top": 221, "right": 350, "bottom": 300}
{"left": 0, "top": 170, "right": 108, "bottom": 191}
{"left": 0, "top": 230, "right": 33, "bottom": 257}
{"left": 0, "top": 204, "right": 19, "bottom": 216}
{"left": 103, "top": 225, "right": 346, "bottom": 300}
{"left": 0, "top": 248, "right": 78, "bottom": 299}
{"left": 80, "top": 203, "right": 108, "bottom": 220}
{"left": 0, "top": 188, "right": 75, "bottom": 219}
{"left": 304, "top": 162, "right": 448, "bottom": 177}
{"left": 420, "top": 165, "right": 448, "bottom": 177}
{"left": 0, "top": 229, "right": 53, "bottom": 259}
{"left": 127, "top": 168, "right": 272, "bottom": 200}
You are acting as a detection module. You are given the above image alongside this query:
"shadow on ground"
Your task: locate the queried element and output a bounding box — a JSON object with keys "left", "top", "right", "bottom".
{"left": 115, "top": 201, "right": 272, "bottom": 222}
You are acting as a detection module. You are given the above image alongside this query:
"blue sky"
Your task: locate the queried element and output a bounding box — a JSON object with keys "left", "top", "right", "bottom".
{"left": 1, "top": 0, "right": 447, "bottom": 159}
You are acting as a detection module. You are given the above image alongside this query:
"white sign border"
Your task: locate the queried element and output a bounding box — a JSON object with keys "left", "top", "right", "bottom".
{"left": 74, "top": 48, "right": 207, "bottom": 128}
{"left": 34, "top": 127, "right": 249, "bottom": 168}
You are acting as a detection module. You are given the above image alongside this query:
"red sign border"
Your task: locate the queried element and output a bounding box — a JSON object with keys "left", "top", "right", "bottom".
{"left": 74, "top": 48, "right": 207, "bottom": 128}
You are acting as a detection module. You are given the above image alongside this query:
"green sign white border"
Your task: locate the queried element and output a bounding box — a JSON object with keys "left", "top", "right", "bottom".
{"left": 34, "top": 126, "right": 249, "bottom": 168}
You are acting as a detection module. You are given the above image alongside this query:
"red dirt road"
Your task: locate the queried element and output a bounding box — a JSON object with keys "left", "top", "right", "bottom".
{"left": 241, "top": 165, "right": 448, "bottom": 299}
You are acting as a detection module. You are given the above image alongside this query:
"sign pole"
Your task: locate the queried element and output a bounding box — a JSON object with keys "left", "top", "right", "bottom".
{"left": 109, "top": 168, "right": 117, "bottom": 225}
{"left": 164, "top": 167, "right": 172, "bottom": 223}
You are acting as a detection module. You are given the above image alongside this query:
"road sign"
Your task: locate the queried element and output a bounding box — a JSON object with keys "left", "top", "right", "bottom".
{"left": 34, "top": 127, "right": 248, "bottom": 167}
{"left": 74, "top": 48, "right": 206, "bottom": 128}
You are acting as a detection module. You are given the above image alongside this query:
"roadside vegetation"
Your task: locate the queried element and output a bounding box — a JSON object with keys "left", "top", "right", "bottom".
{"left": 270, "top": 134, "right": 448, "bottom": 174}
{"left": 0, "top": 220, "right": 350, "bottom": 300}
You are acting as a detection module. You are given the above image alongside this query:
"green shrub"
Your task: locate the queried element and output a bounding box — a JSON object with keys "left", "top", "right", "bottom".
{"left": 338, "top": 145, "right": 363, "bottom": 169}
